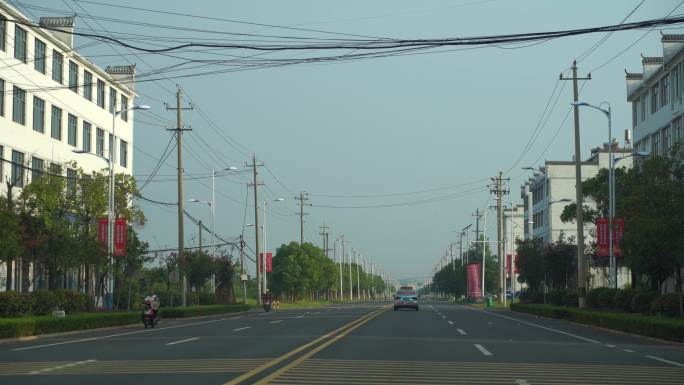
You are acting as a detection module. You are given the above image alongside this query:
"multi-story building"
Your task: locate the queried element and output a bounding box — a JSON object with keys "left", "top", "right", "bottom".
{"left": 0, "top": 3, "right": 137, "bottom": 291}
{"left": 521, "top": 143, "right": 633, "bottom": 288}
{"left": 627, "top": 35, "right": 684, "bottom": 156}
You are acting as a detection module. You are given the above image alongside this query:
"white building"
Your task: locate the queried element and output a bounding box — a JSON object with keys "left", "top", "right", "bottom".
{"left": 521, "top": 143, "right": 633, "bottom": 288}
{"left": 503, "top": 204, "right": 524, "bottom": 292}
{"left": 627, "top": 35, "right": 684, "bottom": 156}
{"left": 0, "top": 3, "right": 137, "bottom": 291}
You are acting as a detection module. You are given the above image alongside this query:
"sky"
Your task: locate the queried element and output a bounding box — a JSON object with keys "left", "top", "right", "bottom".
{"left": 15, "top": 0, "right": 680, "bottom": 282}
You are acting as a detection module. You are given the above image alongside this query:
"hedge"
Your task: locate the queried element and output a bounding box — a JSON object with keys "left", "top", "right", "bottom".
{"left": 0, "top": 290, "right": 94, "bottom": 317}
{"left": 0, "top": 304, "right": 252, "bottom": 339}
{"left": 511, "top": 303, "right": 684, "bottom": 342}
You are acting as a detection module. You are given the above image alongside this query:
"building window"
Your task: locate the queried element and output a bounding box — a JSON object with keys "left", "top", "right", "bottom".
{"left": 83, "top": 71, "right": 92, "bottom": 101}
{"left": 672, "top": 65, "right": 681, "bottom": 102}
{"left": 51, "top": 105, "right": 62, "bottom": 140}
{"left": 12, "top": 86, "right": 25, "bottom": 125}
{"left": 652, "top": 132, "right": 660, "bottom": 157}
{"left": 52, "top": 50, "right": 63, "bottom": 83}
{"left": 66, "top": 168, "right": 77, "bottom": 196}
{"left": 68, "top": 114, "right": 77, "bottom": 146}
{"left": 69, "top": 61, "right": 78, "bottom": 93}
{"left": 120, "top": 140, "right": 128, "bottom": 168}
{"left": 0, "top": 78, "right": 4, "bottom": 117}
{"left": 0, "top": 14, "right": 6, "bottom": 51}
{"left": 640, "top": 95, "right": 646, "bottom": 122}
{"left": 50, "top": 163, "right": 61, "bottom": 175}
{"left": 82, "top": 121, "right": 92, "bottom": 152}
{"left": 674, "top": 116, "right": 683, "bottom": 146}
{"left": 651, "top": 83, "right": 660, "bottom": 113}
{"left": 11, "top": 150, "right": 24, "bottom": 187}
{"left": 632, "top": 101, "right": 637, "bottom": 129}
{"left": 661, "top": 74, "right": 669, "bottom": 107}
{"left": 31, "top": 157, "right": 44, "bottom": 182}
{"left": 121, "top": 95, "right": 128, "bottom": 121}
{"left": 34, "top": 38, "right": 46, "bottom": 74}
{"left": 96, "top": 127, "right": 104, "bottom": 156}
{"left": 14, "top": 25, "right": 26, "bottom": 63}
{"left": 32, "top": 96, "right": 45, "bottom": 133}
{"left": 97, "top": 79, "right": 105, "bottom": 108}
{"left": 662, "top": 125, "right": 671, "bottom": 155}
{"left": 0, "top": 146, "right": 3, "bottom": 181}
{"left": 109, "top": 88, "right": 117, "bottom": 113}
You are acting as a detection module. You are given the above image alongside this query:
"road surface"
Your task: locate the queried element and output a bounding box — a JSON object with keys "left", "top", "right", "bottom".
{"left": 1, "top": 301, "right": 683, "bottom": 384}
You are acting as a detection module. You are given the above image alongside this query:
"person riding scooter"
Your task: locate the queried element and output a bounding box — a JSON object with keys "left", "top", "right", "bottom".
{"left": 142, "top": 294, "right": 160, "bottom": 328}
{"left": 261, "top": 290, "right": 273, "bottom": 312}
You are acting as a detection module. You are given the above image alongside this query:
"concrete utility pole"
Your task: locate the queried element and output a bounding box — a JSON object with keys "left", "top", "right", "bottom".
{"left": 490, "top": 171, "right": 509, "bottom": 304}
{"left": 561, "top": 61, "right": 591, "bottom": 308}
{"left": 198, "top": 220, "right": 203, "bottom": 251}
{"left": 356, "top": 251, "right": 361, "bottom": 301}
{"left": 239, "top": 234, "right": 247, "bottom": 304}
{"left": 349, "top": 247, "right": 353, "bottom": 300}
{"left": 248, "top": 155, "right": 264, "bottom": 304}
{"left": 165, "top": 86, "right": 192, "bottom": 307}
{"left": 340, "top": 235, "right": 345, "bottom": 300}
{"left": 295, "top": 192, "right": 310, "bottom": 245}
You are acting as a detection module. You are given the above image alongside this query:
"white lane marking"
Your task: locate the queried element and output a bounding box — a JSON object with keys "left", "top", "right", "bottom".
{"left": 296, "top": 315, "right": 304, "bottom": 318}
{"left": 233, "top": 326, "right": 251, "bottom": 331}
{"left": 457, "top": 329, "right": 467, "bottom": 335}
{"left": 13, "top": 317, "right": 235, "bottom": 351}
{"left": 441, "top": 315, "right": 446, "bottom": 319}
{"left": 515, "top": 380, "right": 531, "bottom": 385}
{"left": 165, "top": 337, "right": 199, "bottom": 346}
{"left": 605, "top": 344, "right": 616, "bottom": 348}
{"left": 646, "top": 355, "right": 684, "bottom": 368}
{"left": 474, "top": 344, "right": 492, "bottom": 356}
{"left": 230, "top": 316, "right": 243, "bottom": 320}
{"left": 270, "top": 320, "right": 283, "bottom": 324}
{"left": 477, "top": 308, "right": 601, "bottom": 344}
{"left": 447, "top": 321, "right": 454, "bottom": 325}
{"left": 623, "top": 349, "right": 635, "bottom": 353}
{"left": 29, "top": 359, "right": 95, "bottom": 375}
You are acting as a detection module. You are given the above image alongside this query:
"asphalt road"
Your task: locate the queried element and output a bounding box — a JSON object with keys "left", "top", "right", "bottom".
{"left": 1, "top": 301, "right": 683, "bottom": 384}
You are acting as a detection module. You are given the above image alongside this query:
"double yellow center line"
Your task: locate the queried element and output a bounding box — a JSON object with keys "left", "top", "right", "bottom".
{"left": 224, "top": 305, "right": 389, "bottom": 385}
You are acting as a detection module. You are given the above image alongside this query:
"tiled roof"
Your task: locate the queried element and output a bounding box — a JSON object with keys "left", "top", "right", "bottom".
{"left": 39, "top": 16, "right": 75, "bottom": 28}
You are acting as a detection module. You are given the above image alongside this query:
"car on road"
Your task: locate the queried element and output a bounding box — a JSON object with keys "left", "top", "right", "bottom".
{"left": 394, "top": 291, "right": 419, "bottom": 311}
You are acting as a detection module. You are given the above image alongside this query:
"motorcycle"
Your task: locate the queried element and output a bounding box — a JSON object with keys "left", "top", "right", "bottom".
{"left": 142, "top": 301, "right": 158, "bottom": 328}
{"left": 262, "top": 293, "right": 272, "bottom": 312}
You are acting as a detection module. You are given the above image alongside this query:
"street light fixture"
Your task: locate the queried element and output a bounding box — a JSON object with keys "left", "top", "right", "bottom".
{"left": 572, "top": 100, "right": 618, "bottom": 288}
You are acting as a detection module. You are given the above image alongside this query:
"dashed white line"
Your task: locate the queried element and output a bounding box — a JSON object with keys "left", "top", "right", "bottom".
{"left": 29, "top": 359, "right": 95, "bottom": 375}
{"left": 270, "top": 320, "right": 283, "bottom": 324}
{"left": 605, "top": 344, "right": 616, "bottom": 348}
{"left": 296, "top": 315, "right": 304, "bottom": 319}
{"left": 474, "top": 344, "right": 492, "bottom": 356}
{"left": 623, "top": 349, "right": 635, "bottom": 353}
{"left": 515, "top": 380, "right": 531, "bottom": 385}
{"left": 646, "top": 355, "right": 684, "bottom": 368}
{"left": 441, "top": 315, "right": 446, "bottom": 319}
{"left": 447, "top": 321, "right": 454, "bottom": 325}
{"left": 457, "top": 329, "right": 467, "bottom": 335}
{"left": 233, "top": 326, "right": 251, "bottom": 331}
{"left": 165, "top": 337, "right": 199, "bottom": 346}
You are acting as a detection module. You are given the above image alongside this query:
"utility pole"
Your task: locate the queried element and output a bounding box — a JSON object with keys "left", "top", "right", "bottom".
{"left": 239, "top": 234, "right": 247, "bottom": 304}
{"left": 247, "top": 155, "right": 264, "bottom": 304}
{"left": 356, "top": 250, "right": 361, "bottom": 301}
{"left": 561, "top": 61, "right": 591, "bottom": 308}
{"left": 490, "top": 171, "right": 509, "bottom": 304}
{"left": 349, "top": 248, "right": 353, "bottom": 301}
{"left": 198, "top": 220, "right": 203, "bottom": 251}
{"left": 340, "top": 236, "right": 345, "bottom": 301}
{"left": 295, "top": 192, "right": 310, "bottom": 245}
{"left": 320, "top": 223, "right": 331, "bottom": 257}
{"left": 165, "top": 86, "right": 192, "bottom": 307}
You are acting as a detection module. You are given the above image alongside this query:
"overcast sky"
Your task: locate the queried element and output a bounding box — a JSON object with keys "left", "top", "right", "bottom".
{"left": 18, "top": 0, "right": 679, "bottom": 282}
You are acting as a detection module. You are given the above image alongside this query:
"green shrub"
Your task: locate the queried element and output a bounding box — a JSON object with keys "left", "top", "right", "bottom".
{"left": 563, "top": 291, "right": 579, "bottom": 307}
{"left": 546, "top": 290, "right": 566, "bottom": 306}
{"left": 0, "top": 291, "right": 29, "bottom": 317}
{"left": 651, "top": 294, "right": 682, "bottom": 318}
{"left": 587, "top": 288, "right": 618, "bottom": 309}
{"left": 613, "top": 288, "right": 639, "bottom": 312}
{"left": 28, "top": 291, "right": 59, "bottom": 315}
{"left": 511, "top": 303, "right": 684, "bottom": 342}
{"left": 630, "top": 291, "right": 658, "bottom": 314}
{"left": 199, "top": 293, "right": 216, "bottom": 305}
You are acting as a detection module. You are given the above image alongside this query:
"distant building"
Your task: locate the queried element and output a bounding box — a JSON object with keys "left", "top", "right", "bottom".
{"left": 626, "top": 34, "right": 684, "bottom": 156}
{"left": 0, "top": 3, "right": 137, "bottom": 292}
{"left": 521, "top": 143, "right": 633, "bottom": 288}
{"left": 503, "top": 204, "right": 524, "bottom": 292}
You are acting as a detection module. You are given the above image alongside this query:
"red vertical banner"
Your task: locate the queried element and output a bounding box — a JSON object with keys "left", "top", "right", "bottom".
{"left": 614, "top": 218, "right": 624, "bottom": 256}
{"left": 113, "top": 218, "right": 127, "bottom": 256}
{"left": 506, "top": 254, "right": 512, "bottom": 278}
{"left": 596, "top": 218, "right": 609, "bottom": 257}
{"left": 466, "top": 262, "right": 482, "bottom": 299}
{"left": 98, "top": 218, "right": 108, "bottom": 252}
{"left": 259, "top": 252, "right": 273, "bottom": 273}
{"left": 514, "top": 254, "right": 519, "bottom": 273}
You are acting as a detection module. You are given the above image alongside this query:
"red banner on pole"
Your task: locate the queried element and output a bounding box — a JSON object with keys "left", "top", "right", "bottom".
{"left": 259, "top": 252, "right": 273, "bottom": 273}
{"left": 614, "top": 218, "right": 624, "bottom": 256}
{"left": 98, "top": 218, "right": 108, "bottom": 252}
{"left": 113, "top": 218, "right": 127, "bottom": 256}
{"left": 514, "top": 255, "right": 519, "bottom": 273}
{"left": 506, "top": 254, "right": 512, "bottom": 278}
{"left": 466, "top": 262, "right": 482, "bottom": 299}
{"left": 597, "top": 217, "right": 609, "bottom": 257}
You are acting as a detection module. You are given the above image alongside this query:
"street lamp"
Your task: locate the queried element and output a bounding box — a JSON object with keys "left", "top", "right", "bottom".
{"left": 74, "top": 103, "right": 150, "bottom": 310}
{"left": 262, "top": 198, "right": 285, "bottom": 294}
{"left": 572, "top": 100, "right": 619, "bottom": 288}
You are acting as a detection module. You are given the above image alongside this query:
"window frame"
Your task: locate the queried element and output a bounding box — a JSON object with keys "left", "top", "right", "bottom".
{"left": 83, "top": 71, "right": 93, "bottom": 101}
{"left": 14, "top": 25, "right": 27, "bottom": 63}
{"left": 34, "top": 38, "right": 46, "bottom": 74}
{"left": 32, "top": 96, "right": 45, "bottom": 133}
{"left": 12, "top": 86, "right": 26, "bottom": 125}
{"left": 120, "top": 139, "right": 128, "bottom": 168}
{"left": 11, "top": 150, "right": 25, "bottom": 188}
{"left": 31, "top": 156, "right": 44, "bottom": 182}
{"left": 82, "top": 121, "right": 92, "bottom": 152}
{"left": 51, "top": 105, "right": 62, "bottom": 141}
{"left": 96, "top": 79, "right": 105, "bottom": 108}
{"left": 96, "top": 127, "right": 104, "bottom": 156}
{"left": 52, "top": 50, "right": 64, "bottom": 83}
{"left": 68, "top": 60, "right": 79, "bottom": 93}
{"left": 67, "top": 113, "right": 78, "bottom": 146}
